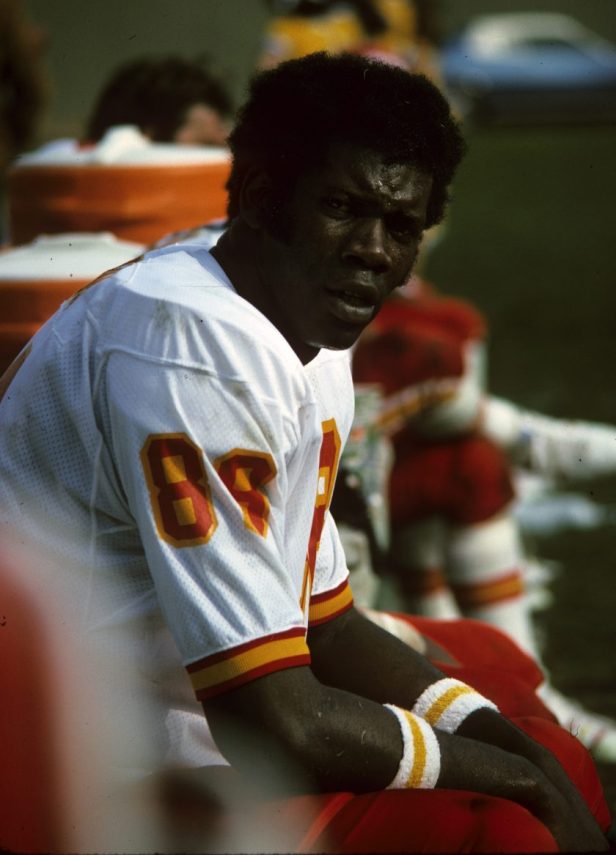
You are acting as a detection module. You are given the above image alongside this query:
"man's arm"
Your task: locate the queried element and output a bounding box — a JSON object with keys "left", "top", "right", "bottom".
{"left": 204, "top": 606, "right": 607, "bottom": 850}
{"left": 310, "top": 607, "right": 607, "bottom": 846}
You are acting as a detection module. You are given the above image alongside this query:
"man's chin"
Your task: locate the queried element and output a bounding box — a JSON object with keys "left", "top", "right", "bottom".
{"left": 311, "top": 331, "right": 361, "bottom": 354}
{"left": 304, "top": 318, "right": 371, "bottom": 357}
{"left": 321, "top": 324, "right": 369, "bottom": 353}
{"left": 320, "top": 341, "right": 354, "bottom": 353}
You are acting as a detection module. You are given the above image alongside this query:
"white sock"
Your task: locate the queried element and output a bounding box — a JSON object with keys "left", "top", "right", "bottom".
{"left": 390, "top": 519, "right": 461, "bottom": 619}
{"left": 445, "top": 513, "right": 540, "bottom": 657}
{"left": 538, "top": 683, "right": 616, "bottom": 762}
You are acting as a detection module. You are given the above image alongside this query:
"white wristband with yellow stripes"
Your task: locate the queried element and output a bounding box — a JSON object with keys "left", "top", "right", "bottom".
{"left": 412, "top": 677, "right": 499, "bottom": 733}
{"left": 384, "top": 704, "right": 441, "bottom": 790}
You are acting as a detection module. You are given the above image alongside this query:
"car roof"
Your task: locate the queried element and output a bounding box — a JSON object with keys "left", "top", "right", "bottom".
{"left": 463, "top": 12, "right": 606, "bottom": 56}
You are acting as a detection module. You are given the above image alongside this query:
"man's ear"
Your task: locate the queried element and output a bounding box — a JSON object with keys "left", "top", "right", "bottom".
{"left": 238, "top": 168, "right": 273, "bottom": 230}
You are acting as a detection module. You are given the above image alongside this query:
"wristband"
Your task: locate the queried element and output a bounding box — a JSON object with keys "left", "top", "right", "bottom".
{"left": 412, "top": 677, "right": 499, "bottom": 733}
{"left": 384, "top": 704, "right": 440, "bottom": 789}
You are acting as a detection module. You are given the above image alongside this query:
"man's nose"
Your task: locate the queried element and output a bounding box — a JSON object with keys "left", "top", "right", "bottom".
{"left": 342, "top": 218, "right": 391, "bottom": 271}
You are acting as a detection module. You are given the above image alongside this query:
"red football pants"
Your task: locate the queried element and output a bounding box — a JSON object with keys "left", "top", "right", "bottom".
{"left": 390, "top": 433, "right": 515, "bottom": 527}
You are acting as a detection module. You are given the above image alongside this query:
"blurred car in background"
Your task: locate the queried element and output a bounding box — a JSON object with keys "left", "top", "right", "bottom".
{"left": 441, "top": 12, "right": 616, "bottom": 124}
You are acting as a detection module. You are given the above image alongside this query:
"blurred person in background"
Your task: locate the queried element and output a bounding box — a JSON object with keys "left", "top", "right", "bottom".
{"left": 0, "top": 54, "right": 235, "bottom": 378}
{"left": 258, "top": 0, "right": 442, "bottom": 80}
{"left": 11, "top": 53, "right": 234, "bottom": 172}
{"left": 84, "top": 54, "right": 234, "bottom": 147}
{"left": 350, "top": 265, "right": 616, "bottom": 763}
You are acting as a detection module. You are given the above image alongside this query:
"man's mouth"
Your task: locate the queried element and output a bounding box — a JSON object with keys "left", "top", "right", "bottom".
{"left": 326, "top": 284, "right": 377, "bottom": 324}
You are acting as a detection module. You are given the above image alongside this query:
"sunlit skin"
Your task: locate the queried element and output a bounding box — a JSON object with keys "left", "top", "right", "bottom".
{"left": 213, "top": 142, "right": 433, "bottom": 364}
{"left": 173, "top": 103, "right": 230, "bottom": 146}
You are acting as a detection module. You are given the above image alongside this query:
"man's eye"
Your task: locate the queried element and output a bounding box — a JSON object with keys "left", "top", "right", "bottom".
{"left": 322, "top": 197, "right": 348, "bottom": 215}
{"left": 387, "top": 216, "right": 421, "bottom": 240}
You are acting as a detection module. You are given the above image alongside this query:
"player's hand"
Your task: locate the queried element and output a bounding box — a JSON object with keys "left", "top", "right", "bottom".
{"left": 517, "top": 738, "right": 608, "bottom": 852}
{"left": 437, "top": 728, "right": 607, "bottom": 851}
{"left": 457, "top": 708, "right": 608, "bottom": 851}
{"left": 528, "top": 775, "right": 608, "bottom": 852}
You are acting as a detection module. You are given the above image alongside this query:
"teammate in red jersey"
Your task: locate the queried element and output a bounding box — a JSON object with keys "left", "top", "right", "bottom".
{"left": 353, "top": 272, "right": 616, "bottom": 761}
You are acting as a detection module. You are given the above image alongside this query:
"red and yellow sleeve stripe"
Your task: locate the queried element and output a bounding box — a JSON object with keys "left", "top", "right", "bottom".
{"left": 308, "top": 578, "right": 354, "bottom": 627}
{"left": 187, "top": 626, "right": 310, "bottom": 700}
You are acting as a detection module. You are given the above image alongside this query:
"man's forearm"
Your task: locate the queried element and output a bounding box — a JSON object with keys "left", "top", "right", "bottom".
{"left": 205, "top": 666, "right": 606, "bottom": 849}
{"left": 207, "top": 667, "right": 546, "bottom": 801}
{"left": 308, "top": 605, "right": 446, "bottom": 707}
{"left": 306, "top": 607, "right": 607, "bottom": 849}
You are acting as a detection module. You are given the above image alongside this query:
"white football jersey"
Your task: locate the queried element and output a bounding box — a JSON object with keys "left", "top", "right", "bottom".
{"left": 0, "top": 238, "right": 354, "bottom": 768}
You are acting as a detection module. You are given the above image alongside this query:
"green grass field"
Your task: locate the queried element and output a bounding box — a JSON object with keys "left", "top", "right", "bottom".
{"left": 424, "top": 121, "right": 616, "bottom": 811}
{"left": 426, "top": 124, "right": 616, "bottom": 418}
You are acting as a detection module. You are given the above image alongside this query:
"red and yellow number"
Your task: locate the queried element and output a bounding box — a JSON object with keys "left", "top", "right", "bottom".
{"left": 141, "top": 433, "right": 217, "bottom": 546}
{"left": 300, "top": 419, "right": 341, "bottom": 609}
{"left": 215, "top": 450, "right": 276, "bottom": 537}
{"left": 141, "top": 424, "right": 338, "bottom": 563}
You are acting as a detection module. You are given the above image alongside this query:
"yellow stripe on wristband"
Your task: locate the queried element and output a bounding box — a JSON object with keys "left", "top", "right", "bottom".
{"left": 423, "top": 683, "right": 477, "bottom": 727}
{"left": 405, "top": 711, "right": 427, "bottom": 788}
{"left": 384, "top": 704, "right": 440, "bottom": 790}
{"left": 412, "top": 677, "right": 499, "bottom": 733}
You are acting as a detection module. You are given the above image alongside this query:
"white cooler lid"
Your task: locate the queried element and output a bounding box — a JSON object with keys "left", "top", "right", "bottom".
{"left": 15, "top": 126, "right": 230, "bottom": 167}
{"left": 0, "top": 233, "right": 145, "bottom": 280}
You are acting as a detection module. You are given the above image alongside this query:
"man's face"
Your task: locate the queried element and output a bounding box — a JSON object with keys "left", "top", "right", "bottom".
{"left": 256, "top": 142, "right": 433, "bottom": 363}
{"left": 173, "top": 103, "right": 230, "bottom": 146}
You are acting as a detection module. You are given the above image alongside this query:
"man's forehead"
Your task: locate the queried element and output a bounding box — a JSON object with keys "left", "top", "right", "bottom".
{"left": 312, "top": 141, "right": 432, "bottom": 202}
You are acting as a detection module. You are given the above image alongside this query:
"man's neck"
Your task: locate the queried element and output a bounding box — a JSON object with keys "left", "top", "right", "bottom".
{"left": 211, "top": 223, "right": 319, "bottom": 365}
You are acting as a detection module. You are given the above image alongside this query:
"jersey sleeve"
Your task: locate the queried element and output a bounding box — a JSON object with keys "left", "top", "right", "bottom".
{"left": 308, "top": 511, "right": 353, "bottom": 628}
{"left": 100, "top": 349, "right": 315, "bottom": 700}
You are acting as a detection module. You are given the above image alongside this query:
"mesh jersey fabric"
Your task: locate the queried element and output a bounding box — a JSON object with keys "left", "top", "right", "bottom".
{"left": 0, "top": 237, "right": 354, "bottom": 769}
